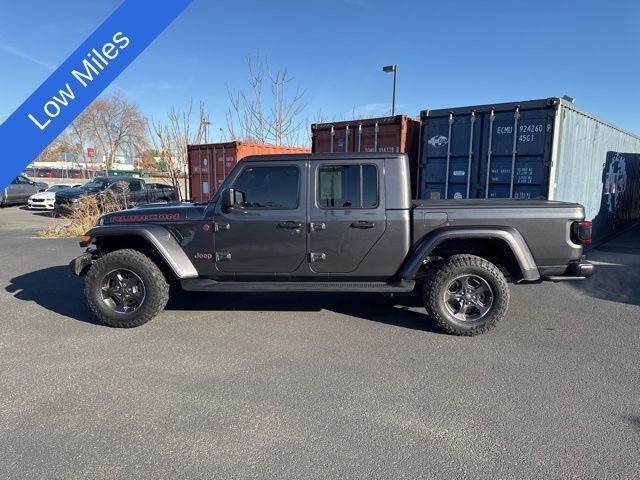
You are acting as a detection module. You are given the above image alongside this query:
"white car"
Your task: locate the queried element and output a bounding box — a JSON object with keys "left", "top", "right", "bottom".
{"left": 28, "top": 184, "right": 81, "bottom": 210}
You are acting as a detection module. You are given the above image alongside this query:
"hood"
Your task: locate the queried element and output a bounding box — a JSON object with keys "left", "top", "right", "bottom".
{"left": 101, "top": 202, "right": 208, "bottom": 225}
{"left": 30, "top": 191, "right": 55, "bottom": 200}
{"left": 55, "top": 187, "right": 90, "bottom": 200}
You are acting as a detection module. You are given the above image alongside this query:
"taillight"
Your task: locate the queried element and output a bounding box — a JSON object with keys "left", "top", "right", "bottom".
{"left": 571, "top": 220, "right": 592, "bottom": 245}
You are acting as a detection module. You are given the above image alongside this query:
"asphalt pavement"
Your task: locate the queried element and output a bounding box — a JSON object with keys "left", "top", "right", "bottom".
{"left": 0, "top": 206, "right": 638, "bottom": 479}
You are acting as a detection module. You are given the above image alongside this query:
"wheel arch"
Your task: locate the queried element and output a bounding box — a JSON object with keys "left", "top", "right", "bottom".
{"left": 399, "top": 226, "right": 540, "bottom": 282}
{"left": 86, "top": 224, "right": 198, "bottom": 280}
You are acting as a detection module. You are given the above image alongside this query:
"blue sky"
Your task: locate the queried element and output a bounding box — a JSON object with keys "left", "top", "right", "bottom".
{"left": 1, "top": 0, "right": 639, "bottom": 143}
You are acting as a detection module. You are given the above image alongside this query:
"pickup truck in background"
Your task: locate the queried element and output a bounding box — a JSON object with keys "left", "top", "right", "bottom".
{"left": 69, "top": 153, "right": 593, "bottom": 335}
{"left": 54, "top": 176, "right": 178, "bottom": 216}
{"left": 0, "top": 175, "right": 48, "bottom": 207}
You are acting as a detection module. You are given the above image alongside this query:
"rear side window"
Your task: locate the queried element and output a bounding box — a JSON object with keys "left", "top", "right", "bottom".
{"left": 233, "top": 165, "right": 299, "bottom": 209}
{"left": 318, "top": 164, "right": 378, "bottom": 209}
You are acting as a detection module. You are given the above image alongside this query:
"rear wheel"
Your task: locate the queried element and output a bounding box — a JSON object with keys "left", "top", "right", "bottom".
{"left": 85, "top": 249, "right": 169, "bottom": 327}
{"left": 423, "top": 254, "right": 509, "bottom": 336}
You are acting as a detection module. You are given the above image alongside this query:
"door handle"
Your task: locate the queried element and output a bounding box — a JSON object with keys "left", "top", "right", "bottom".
{"left": 350, "top": 221, "right": 375, "bottom": 229}
{"left": 277, "top": 221, "right": 302, "bottom": 229}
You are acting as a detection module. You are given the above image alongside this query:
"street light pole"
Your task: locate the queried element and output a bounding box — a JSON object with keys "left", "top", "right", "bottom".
{"left": 382, "top": 65, "right": 397, "bottom": 116}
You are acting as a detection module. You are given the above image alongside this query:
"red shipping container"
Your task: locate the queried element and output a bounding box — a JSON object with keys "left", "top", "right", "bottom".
{"left": 311, "top": 115, "right": 420, "bottom": 195}
{"left": 187, "top": 142, "right": 311, "bottom": 202}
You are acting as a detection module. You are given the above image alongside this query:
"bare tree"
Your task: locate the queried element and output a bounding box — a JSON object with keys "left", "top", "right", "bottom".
{"left": 226, "top": 55, "right": 307, "bottom": 146}
{"left": 151, "top": 100, "right": 209, "bottom": 200}
{"left": 83, "top": 92, "right": 149, "bottom": 170}
{"left": 61, "top": 113, "right": 93, "bottom": 178}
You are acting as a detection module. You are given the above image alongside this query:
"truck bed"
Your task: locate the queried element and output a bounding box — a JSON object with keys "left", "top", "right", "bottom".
{"left": 411, "top": 199, "right": 585, "bottom": 271}
{"left": 412, "top": 199, "right": 581, "bottom": 208}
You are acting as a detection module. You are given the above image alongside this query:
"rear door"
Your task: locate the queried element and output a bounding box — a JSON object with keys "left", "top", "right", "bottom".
{"left": 308, "top": 159, "right": 386, "bottom": 273}
{"left": 127, "top": 179, "right": 145, "bottom": 204}
{"left": 213, "top": 162, "right": 307, "bottom": 273}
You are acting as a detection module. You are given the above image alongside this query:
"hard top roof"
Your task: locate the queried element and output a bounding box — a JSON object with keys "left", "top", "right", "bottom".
{"left": 242, "top": 152, "right": 406, "bottom": 162}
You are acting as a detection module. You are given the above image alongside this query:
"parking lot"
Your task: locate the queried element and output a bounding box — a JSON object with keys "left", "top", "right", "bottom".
{"left": 0, "top": 205, "right": 638, "bottom": 479}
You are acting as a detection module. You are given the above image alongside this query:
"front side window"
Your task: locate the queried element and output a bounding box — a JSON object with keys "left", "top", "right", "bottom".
{"left": 16, "top": 176, "right": 30, "bottom": 184}
{"left": 318, "top": 164, "right": 378, "bottom": 208}
{"left": 233, "top": 165, "right": 299, "bottom": 209}
{"left": 129, "top": 181, "right": 143, "bottom": 192}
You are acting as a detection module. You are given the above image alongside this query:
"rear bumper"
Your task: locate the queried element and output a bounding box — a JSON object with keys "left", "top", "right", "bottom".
{"left": 69, "top": 252, "right": 93, "bottom": 276}
{"left": 542, "top": 259, "right": 594, "bottom": 282}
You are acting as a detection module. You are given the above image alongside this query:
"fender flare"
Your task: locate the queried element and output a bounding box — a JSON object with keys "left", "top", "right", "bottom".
{"left": 85, "top": 224, "right": 199, "bottom": 279}
{"left": 398, "top": 226, "right": 540, "bottom": 282}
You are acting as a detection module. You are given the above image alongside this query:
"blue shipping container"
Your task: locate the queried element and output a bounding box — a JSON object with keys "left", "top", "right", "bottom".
{"left": 418, "top": 98, "right": 640, "bottom": 239}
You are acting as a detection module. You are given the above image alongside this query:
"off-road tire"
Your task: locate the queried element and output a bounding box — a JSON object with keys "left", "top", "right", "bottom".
{"left": 85, "top": 249, "right": 169, "bottom": 327}
{"left": 423, "top": 254, "right": 509, "bottom": 336}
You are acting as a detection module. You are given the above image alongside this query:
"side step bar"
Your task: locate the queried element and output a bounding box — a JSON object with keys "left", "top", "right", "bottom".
{"left": 181, "top": 279, "right": 415, "bottom": 293}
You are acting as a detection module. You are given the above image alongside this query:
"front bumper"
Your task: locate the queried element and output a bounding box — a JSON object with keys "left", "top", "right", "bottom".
{"left": 29, "top": 200, "right": 55, "bottom": 210}
{"left": 69, "top": 252, "right": 93, "bottom": 276}
{"left": 542, "top": 259, "right": 594, "bottom": 282}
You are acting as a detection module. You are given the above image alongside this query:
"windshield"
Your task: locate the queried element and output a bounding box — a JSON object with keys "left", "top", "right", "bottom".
{"left": 81, "top": 179, "right": 112, "bottom": 192}
{"left": 46, "top": 185, "right": 71, "bottom": 192}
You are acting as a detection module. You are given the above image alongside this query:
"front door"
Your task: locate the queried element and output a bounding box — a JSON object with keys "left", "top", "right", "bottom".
{"left": 213, "top": 162, "right": 307, "bottom": 273}
{"left": 11, "top": 176, "right": 30, "bottom": 202}
{"left": 308, "top": 160, "right": 386, "bottom": 273}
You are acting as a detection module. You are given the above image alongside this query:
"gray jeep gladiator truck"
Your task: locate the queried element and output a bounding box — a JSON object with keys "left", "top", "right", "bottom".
{"left": 70, "top": 153, "right": 593, "bottom": 335}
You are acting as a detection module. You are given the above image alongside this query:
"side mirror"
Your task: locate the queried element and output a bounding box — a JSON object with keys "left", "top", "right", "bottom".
{"left": 220, "top": 188, "right": 235, "bottom": 211}
{"left": 29, "top": 180, "right": 35, "bottom": 185}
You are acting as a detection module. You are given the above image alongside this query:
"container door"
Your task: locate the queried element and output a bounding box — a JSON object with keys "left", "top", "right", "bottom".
{"left": 419, "top": 114, "right": 482, "bottom": 199}
{"left": 213, "top": 162, "right": 307, "bottom": 273}
{"left": 308, "top": 159, "right": 386, "bottom": 273}
{"left": 354, "top": 121, "right": 402, "bottom": 153}
{"left": 199, "top": 148, "right": 211, "bottom": 201}
{"left": 188, "top": 149, "right": 210, "bottom": 202}
{"left": 312, "top": 125, "right": 355, "bottom": 153}
{"left": 479, "top": 108, "right": 553, "bottom": 199}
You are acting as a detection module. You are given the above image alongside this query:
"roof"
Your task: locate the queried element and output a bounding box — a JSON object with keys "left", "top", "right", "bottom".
{"left": 241, "top": 152, "right": 406, "bottom": 162}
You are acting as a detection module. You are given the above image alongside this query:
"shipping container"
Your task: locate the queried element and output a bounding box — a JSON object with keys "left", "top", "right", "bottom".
{"left": 187, "top": 142, "right": 311, "bottom": 202}
{"left": 311, "top": 115, "right": 420, "bottom": 194}
{"left": 418, "top": 98, "right": 640, "bottom": 240}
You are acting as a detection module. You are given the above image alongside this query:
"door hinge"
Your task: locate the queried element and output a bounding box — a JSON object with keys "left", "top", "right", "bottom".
{"left": 310, "top": 252, "right": 326, "bottom": 262}
{"left": 215, "top": 222, "right": 230, "bottom": 231}
{"left": 215, "top": 252, "right": 231, "bottom": 262}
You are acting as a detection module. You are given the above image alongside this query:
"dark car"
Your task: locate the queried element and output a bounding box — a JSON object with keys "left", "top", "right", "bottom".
{"left": 0, "top": 176, "right": 48, "bottom": 207}
{"left": 54, "top": 176, "right": 178, "bottom": 216}
{"left": 70, "top": 153, "right": 593, "bottom": 335}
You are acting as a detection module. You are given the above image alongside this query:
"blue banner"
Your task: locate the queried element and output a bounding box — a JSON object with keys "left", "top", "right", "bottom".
{"left": 0, "top": 0, "right": 193, "bottom": 189}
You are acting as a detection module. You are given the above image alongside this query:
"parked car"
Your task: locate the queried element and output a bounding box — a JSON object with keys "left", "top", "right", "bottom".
{"left": 0, "top": 176, "right": 48, "bottom": 207}
{"left": 70, "top": 153, "right": 593, "bottom": 335}
{"left": 54, "top": 177, "right": 178, "bottom": 216}
{"left": 28, "top": 184, "right": 82, "bottom": 211}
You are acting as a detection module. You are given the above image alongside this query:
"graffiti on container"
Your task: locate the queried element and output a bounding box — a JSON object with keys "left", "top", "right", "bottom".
{"left": 593, "top": 151, "right": 640, "bottom": 239}
{"left": 428, "top": 135, "right": 448, "bottom": 147}
{"left": 604, "top": 153, "right": 626, "bottom": 213}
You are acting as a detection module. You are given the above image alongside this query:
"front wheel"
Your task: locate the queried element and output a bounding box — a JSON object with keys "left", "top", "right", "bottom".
{"left": 423, "top": 254, "right": 509, "bottom": 336}
{"left": 85, "top": 249, "right": 170, "bottom": 327}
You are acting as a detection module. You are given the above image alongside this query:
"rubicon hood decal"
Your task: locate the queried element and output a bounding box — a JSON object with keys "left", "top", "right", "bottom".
{"left": 108, "top": 213, "right": 182, "bottom": 223}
